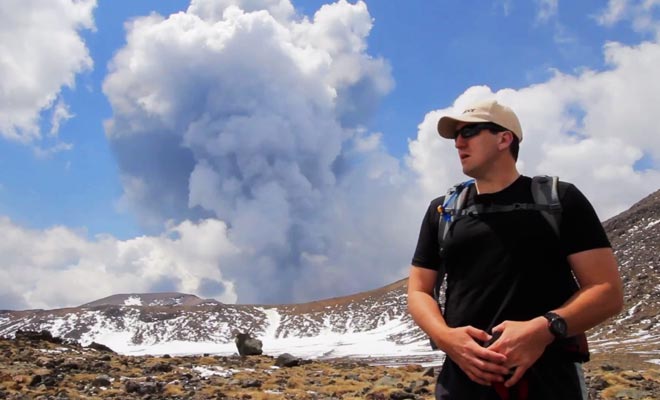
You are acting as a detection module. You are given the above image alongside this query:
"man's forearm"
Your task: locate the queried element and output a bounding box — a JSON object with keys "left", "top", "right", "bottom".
{"left": 553, "top": 281, "right": 623, "bottom": 336}
{"left": 554, "top": 248, "right": 624, "bottom": 336}
{"left": 407, "top": 289, "right": 451, "bottom": 349}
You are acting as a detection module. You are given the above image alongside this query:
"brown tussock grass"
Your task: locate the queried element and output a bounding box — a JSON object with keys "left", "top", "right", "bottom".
{"left": 163, "top": 382, "right": 186, "bottom": 396}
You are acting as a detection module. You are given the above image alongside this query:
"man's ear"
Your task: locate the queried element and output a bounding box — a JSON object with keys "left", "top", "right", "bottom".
{"left": 497, "top": 131, "right": 513, "bottom": 151}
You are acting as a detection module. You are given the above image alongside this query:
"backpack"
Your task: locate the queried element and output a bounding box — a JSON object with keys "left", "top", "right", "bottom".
{"left": 429, "top": 175, "right": 561, "bottom": 349}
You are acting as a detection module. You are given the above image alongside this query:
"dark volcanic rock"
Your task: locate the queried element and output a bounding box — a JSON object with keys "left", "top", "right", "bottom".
{"left": 87, "top": 341, "right": 115, "bottom": 353}
{"left": 389, "top": 391, "right": 415, "bottom": 400}
{"left": 92, "top": 375, "right": 112, "bottom": 387}
{"left": 15, "top": 329, "right": 61, "bottom": 344}
{"left": 125, "top": 380, "right": 163, "bottom": 395}
{"left": 147, "top": 362, "right": 173, "bottom": 373}
{"left": 241, "top": 379, "right": 262, "bottom": 388}
{"left": 275, "top": 352, "right": 303, "bottom": 367}
{"left": 235, "top": 332, "right": 263, "bottom": 356}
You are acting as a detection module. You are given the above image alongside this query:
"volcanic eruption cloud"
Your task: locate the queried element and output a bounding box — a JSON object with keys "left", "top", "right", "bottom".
{"left": 102, "top": 0, "right": 421, "bottom": 304}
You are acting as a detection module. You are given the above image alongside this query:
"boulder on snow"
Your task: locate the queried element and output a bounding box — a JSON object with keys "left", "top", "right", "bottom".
{"left": 235, "top": 333, "right": 263, "bottom": 356}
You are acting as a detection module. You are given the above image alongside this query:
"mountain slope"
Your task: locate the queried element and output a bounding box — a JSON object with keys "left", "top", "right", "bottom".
{"left": 588, "top": 189, "right": 660, "bottom": 363}
{"left": 0, "top": 278, "right": 436, "bottom": 365}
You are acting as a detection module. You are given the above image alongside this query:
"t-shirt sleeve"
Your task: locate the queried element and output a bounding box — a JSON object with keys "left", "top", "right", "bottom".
{"left": 559, "top": 183, "right": 611, "bottom": 256}
{"left": 411, "top": 197, "right": 443, "bottom": 270}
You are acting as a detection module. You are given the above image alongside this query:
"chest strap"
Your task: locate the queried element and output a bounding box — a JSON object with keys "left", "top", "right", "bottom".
{"left": 457, "top": 202, "right": 560, "bottom": 216}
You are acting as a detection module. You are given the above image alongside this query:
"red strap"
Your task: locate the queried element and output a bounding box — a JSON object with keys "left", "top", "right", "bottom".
{"left": 493, "top": 377, "right": 529, "bottom": 400}
{"left": 493, "top": 382, "right": 509, "bottom": 400}
{"left": 513, "top": 378, "right": 529, "bottom": 399}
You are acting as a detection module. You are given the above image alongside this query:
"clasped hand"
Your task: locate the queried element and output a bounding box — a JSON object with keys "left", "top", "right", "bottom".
{"left": 444, "top": 318, "right": 551, "bottom": 387}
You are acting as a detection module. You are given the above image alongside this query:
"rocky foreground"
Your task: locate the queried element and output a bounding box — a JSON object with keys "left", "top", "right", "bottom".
{"left": 1, "top": 333, "right": 659, "bottom": 400}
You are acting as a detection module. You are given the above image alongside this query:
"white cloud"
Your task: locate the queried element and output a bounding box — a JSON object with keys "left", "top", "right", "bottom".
{"left": 188, "top": 0, "right": 294, "bottom": 23}
{"left": 496, "top": 0, "right": 514, "bottom": 16}
{"left": 409, "top": 39, "right": 660, "bottom": 221}
{"left": 102, "top": 0, "right": 415, "bottom": 306}
{"left": 530, "top": 1, "right": 577, "bottom": 47}
{"left": 0, "top": 217, "right": 239, "bottom": 310}
{"left": 33, "top": 141, "right": 74, "bottom": 159}
{"left": 49, "top": 98, "right": 74, "bottom": 137}
{"left": 596, "top": 0, "right": 629, "bottom": 26}
{"left": 28, "top": 98, "right": 77, "bottom": 159}
{"left": 0, "top": 0, "right": 95, "bottom": 144}
{"left": 536, "top": 0, "right": 558, "bottom": 22}
{"left": 595, "top": 0, "right": 660, "bottom": 38}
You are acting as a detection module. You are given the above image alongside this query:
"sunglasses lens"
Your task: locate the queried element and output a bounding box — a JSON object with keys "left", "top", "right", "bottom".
{"left": 456, "top": 125, "right": 481, "bottom": 139}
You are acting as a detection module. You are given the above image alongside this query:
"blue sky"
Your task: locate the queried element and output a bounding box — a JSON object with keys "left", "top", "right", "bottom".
{"left": 1, "top": 0, "right": 659, "bottom": 310}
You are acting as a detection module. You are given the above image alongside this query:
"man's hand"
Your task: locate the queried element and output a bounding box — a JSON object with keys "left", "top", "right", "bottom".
{"left": 440, "top": 326, "right": 510, "bottom": 386}
{"left": 488, "top": 317, "right": 554, "bottom": 387}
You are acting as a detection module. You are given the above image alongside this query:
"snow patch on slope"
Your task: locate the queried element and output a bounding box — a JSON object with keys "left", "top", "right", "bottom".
{"left": 124, "top": 296, "right": 142, "bottom": 306}
{"left": 90, "top": 314, "right": 445, "bottom": 367}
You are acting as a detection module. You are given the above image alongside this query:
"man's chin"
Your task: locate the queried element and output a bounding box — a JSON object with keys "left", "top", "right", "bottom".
{"left": 461, "top": 166, "right": 477, "bottom": 178}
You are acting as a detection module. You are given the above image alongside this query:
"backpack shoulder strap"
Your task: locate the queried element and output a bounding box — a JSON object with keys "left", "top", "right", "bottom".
{"left": 437, "top": 179, "right": 475, "bottom": 240}
{"left": 531, "top": 175, "right": 561, "bottom": 237}
{"left": 429, "top": 179, "right": 474, "bottom": 349}
{"left": 433, "top": 180, "right": 474, "bottom": 300}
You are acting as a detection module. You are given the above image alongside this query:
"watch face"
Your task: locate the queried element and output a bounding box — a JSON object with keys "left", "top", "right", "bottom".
{"left": 551, "top": 317, "right": 567, "bottom": 338}
{"left": 545, "top": 312, "right": 568, "bottom": 339}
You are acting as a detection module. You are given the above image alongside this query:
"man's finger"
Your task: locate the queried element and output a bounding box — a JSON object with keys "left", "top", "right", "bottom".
{"left": 476, "top": 346, "right": 508, "bottom": 365}
{"left": 466, "top": 326, "right": 490, "bottom": 342}
{"left": 504, "top": 365, "right": 527, "bottom": 387}
{"left": 468, "top": 368, "right": 501, "bottom": 386}
{"left": 468, "top": 374, "right": 491, "bottom": 386}
{"left": 491, "top": 322, "right": 505, "bottom": 333}
{"left": 471, "top": 355, "right": 510, "bottom": 376}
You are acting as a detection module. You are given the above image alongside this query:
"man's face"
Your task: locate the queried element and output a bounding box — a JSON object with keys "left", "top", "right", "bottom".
{"left": 453, "top": 122, "right": 502, "bottom": 178}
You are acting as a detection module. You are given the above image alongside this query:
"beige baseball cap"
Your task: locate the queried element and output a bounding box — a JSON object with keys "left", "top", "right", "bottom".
{"left": 437, "top": 99, "right": 523, "bottom": 142}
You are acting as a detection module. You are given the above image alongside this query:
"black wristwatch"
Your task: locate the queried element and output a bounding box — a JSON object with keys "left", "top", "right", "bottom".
{"left": 543, "top": 312, "right": 568, "bottom": 340}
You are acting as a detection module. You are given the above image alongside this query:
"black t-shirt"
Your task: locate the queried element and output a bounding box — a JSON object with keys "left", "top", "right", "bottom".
{"left": 412, "top": 175, "right": 610, "bottom": 335}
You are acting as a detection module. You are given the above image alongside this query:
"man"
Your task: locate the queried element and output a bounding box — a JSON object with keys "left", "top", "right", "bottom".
{"left": 407, "top": 99, "right": 623, "bottom": 399}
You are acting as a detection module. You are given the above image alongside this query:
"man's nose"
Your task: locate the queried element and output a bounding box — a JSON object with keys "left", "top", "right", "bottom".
{"left": 454, "top": 135, "right": 467, "bottom": 148}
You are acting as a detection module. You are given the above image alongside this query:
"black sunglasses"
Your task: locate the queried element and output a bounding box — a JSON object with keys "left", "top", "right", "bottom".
{"left": 454, "top": 122, "right": 508, "bottom": 139}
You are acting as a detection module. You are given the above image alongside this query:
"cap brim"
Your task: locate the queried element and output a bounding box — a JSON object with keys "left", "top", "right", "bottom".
{"left": 437, "top": 115, "right": 491, "bottom": 139}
